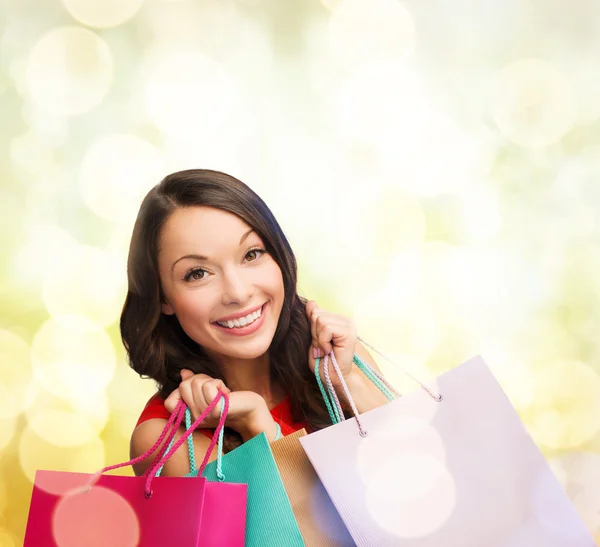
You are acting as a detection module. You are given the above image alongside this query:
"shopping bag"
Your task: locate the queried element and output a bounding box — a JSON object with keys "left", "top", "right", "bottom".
{"left": 185, "top": 427, "right": 305, "bottom": 546}
{"left": 24, "top": 391, "right": 246, "bottom": 547}
{"left": 300, "top": 352, "right": 596, "bottom": 546}
{"left": 271, "top": 429, "right": 355, "bottom": 546}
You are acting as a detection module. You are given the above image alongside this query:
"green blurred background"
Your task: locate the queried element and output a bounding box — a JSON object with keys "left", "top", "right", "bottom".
{"left": 1, "top": 0, "right": 600, "bottom": 544}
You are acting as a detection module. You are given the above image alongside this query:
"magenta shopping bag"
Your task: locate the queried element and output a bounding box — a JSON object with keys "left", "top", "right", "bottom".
{"left": 24, "top": 392, "right": 247, "bottom": 547}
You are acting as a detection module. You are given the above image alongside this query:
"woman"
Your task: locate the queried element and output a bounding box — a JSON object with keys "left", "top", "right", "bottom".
{"left": 124, "top": 169, "right": 390, "bottom": 476}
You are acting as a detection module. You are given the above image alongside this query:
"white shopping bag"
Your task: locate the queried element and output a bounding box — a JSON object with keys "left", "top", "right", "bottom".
{"left": 300, "top": 355, "right": 596, "bottom": 546}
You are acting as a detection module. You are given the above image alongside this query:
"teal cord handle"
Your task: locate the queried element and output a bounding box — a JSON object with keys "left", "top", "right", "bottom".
{"left": 314, "top": 352, "right": 401, "bottom": 425}
{"left": 315, "top": 356, "right": 343, "bottom": 424}
{"left": 353, "top": 354, "right": 397, "bottom": 401}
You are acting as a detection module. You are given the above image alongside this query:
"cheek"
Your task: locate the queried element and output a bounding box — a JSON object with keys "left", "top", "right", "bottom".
{"left": 261, "top": 263, "right": 285, "bottom": 298}
{"left": 171, "top": 291, "right": 212, "bottom": 322}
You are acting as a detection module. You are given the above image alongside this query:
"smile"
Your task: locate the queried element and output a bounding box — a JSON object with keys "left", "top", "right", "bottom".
{"left": 216, "top": 305, "right": 263, "bottom": 328}
{"left": 212, "top": 303, "right": 268, "bottom": 337}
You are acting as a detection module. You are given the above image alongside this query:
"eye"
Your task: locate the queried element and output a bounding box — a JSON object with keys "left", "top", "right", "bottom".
{"left": 245, "top": 247, "right": 267, "bottom": 262}
{"left": 183, "top": 267, "right": 208, "bottom": 282}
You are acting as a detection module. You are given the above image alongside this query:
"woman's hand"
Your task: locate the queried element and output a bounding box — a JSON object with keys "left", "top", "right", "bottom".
{"left": 164, "top": 370, "right": 275, "bottom": 442}
{"left": 305, "top": 300, "right": 358, "bottom": 388}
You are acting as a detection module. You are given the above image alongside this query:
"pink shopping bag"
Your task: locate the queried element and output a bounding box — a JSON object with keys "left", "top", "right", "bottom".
{"left": 24, "top": 391, "right": 247, "bottom": 547}
{"left": 300, "top": 353, "right": 596, "bottom": 546}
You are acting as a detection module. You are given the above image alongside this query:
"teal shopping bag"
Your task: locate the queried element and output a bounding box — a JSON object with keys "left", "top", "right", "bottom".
{"left": 173, "top": 401, "right": 303, "bottom": 547}
{"left": 197, "top": 432, "right": 305, "bottom": 547}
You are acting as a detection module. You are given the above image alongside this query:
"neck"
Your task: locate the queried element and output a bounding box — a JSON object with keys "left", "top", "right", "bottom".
{"left": 205, "top": 350, "right": 284, "bottom": 408}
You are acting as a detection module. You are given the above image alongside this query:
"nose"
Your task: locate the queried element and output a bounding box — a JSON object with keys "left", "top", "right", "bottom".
{"left": 220, "top": 266, "right": 253, "bottom": 306}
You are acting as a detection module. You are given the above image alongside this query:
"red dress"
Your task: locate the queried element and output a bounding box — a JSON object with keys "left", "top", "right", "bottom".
{"left": 136, "top": 393, "right": 310, "bottom": 439}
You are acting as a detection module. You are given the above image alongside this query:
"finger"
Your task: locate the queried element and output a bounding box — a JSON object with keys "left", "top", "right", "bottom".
{"left": 164, "top": 388, "right": 182, "bottom": 414}
{"left": 202, "top": 378, "right": 228, "bottom": 404}
{"left": 315, "top": 319, "right": 334, "bottom": 355}
{"left": 180, "top": 369, "right": 195, "bottom": 381}
{"left": 201, "top": 379, "right": 229, "bottom": 419}
{"left": 308, "top": 306, "right": 324, "bottom": 351}
{"left": 305, "top": 300, "right": 319, "bottom": 320}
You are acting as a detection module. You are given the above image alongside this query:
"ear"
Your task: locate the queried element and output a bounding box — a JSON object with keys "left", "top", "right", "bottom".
{"left": 161, "top": 300, "right": 175, "bottom": 315}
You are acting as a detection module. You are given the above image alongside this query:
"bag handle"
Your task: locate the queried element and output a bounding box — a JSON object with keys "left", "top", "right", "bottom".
{"left": 315, "top": 338, "right": 443, "bottom": 437}
{"left": 87, "top": 390, "right": 228, "bottom": 498}
{"left": 314, "top": 351, "right": 400, "bottom": 426}
{"left": 154, "top": 399, "right": 228, "bottom": 481}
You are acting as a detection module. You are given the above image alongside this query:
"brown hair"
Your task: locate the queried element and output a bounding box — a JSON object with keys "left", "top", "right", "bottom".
{"left": 121, "top": 169, "right": 332, "bottom": 451}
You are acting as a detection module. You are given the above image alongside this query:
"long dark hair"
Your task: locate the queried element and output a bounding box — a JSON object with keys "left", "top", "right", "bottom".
{"left": 121, "top": 169, "right": 332, "bottom": 451}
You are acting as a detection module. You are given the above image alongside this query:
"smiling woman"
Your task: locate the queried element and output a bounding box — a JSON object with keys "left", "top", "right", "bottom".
{"left": 123, "top": 169, "right": 389, "bottom": 476}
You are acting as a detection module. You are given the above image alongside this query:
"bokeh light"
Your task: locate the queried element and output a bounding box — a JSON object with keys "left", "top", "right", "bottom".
{"left": 356, "top": 415, "right": 454, "bottom": 537}
{"left": 26, "top": 385, "right": 110, "bottom": 439}
{"left": 526, "top": 361, "right": 600, "bottom": 449}
{"left": 328, "top": 0, "right": 416, "bottom": 70}
{"left": 62, "top": 0, "right": 145, "bottom": 28}
{"left": 42, "top": 243, "right": 127, "bottom": 327}
{"left": 53, "top": 485, "right": 140, "bottom": 547}
{"left": 144, "top": 52, "right": 236, "bottom": 137}
{"left": 0, "top": 528, "right": 18, "bottom": 547}
{"left": 0, "top": 329, "right": 32, "bottom": 418}
{"left": 19, "top": 426, "right": 105, "bottom": 491}
{"left": 490, "top": 58, "right": 576, "bottom": 148}
{"left": 79, "top": 134, "right": 165, "bottom": 223}
{"left": 548, "top": 451, "right": 600, "bottom": 538}
{"left": 30, "top": 317, "right": 116, "bottom": 402}
{"left": 26, "top": 26, "right": 113, "bottom": 116}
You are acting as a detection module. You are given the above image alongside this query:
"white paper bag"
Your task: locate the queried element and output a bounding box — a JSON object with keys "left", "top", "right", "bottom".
{"left": 300, "top": 356, "right": 595, "bottom": 546}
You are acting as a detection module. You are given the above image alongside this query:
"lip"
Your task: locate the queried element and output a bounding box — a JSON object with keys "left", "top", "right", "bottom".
{"left": 213, "top": 303, "right": 265, "bottom": 323}
{"left": 212, "top": 303, "right": 268, "bottom": 337}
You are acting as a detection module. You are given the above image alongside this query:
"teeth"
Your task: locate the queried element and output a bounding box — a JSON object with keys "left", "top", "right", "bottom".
{"left": 217, "top": 306, "right": 263, "bottom": 328}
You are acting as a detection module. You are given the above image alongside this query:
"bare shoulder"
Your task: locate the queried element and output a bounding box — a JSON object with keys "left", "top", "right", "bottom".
{"left": 130, "top": 419, "right": 217, "bottom": 477}
{"left": 354, "top": 339, "right": 383, "bottom": 373}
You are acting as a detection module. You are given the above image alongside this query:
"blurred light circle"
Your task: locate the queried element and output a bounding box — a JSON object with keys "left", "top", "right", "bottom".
{"left": 79, "top": 134, "right": 164, "bottom": 223}
{"left": 13, "top": 225, "right": 79, "bottom": 290}
{"left": 357, "top": 416, "right": 445, "bottom": 485}
{"left": 53, "top": 485, "right": 140, "bottom": 547}
{"left": 354, "top": 284, "right": 441, "bottom": 361}
{"left": 144, "top": 52, "right": 236, "bottom": 136}
{"left": 9, "top": 130, "right": 57, "bottom": 175}
{"left": 30, "top": 317, "right": 116, "bottom": 400}
{"left": 548, "top": 451, "right": 600, "bottom": 537}
{"left": 62, "top": 0, "right": 144, "bottom": 28}
{"left": 0, "top": 529, "right": 17, "bottom": 547}
{"left": 42, "top": 243, "right": 127, "bottom": 327}
{"left": 107, "top": 362, "right": 158, "bottom": 438}
{"left": 26, "top": 386, "right": 110, "bottom": 438}
{"left": 19, "top": 425, "right": 105, "bottom": 492}
{"left": 490, "top": 58, "right": 576, "bottom": 148}
{"left": 336, "top": 188, "right": 425, "bottom": 266}
{"left": 365, "top": 453, "right": 455, "bottom": 537}
{"left": 329, "top": 0, "right": 416, "bottom": 70}
{"left": 0, "top": 329, "right": 32, "bottom": 418}
{"left": 528, "top": 361, "right": 600, "bottom": 449}
{"left": 26, "top": 26, "right": 113, "bottom": 116}
{"left": 0, "top": 416, "right": 16, "bottom": 452}
{"left": 28, "top": 409, "right": 99, "bottom": 447}
{"left": 0, "top": 476, "right": 8, "bottom": 516}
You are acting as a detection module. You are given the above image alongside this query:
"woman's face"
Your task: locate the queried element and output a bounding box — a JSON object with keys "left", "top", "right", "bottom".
{"left": 158, "top": 206, "right": 285, "bottom": 361}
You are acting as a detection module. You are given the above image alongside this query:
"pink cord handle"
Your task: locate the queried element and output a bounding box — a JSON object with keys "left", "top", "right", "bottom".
{"left": 87, "top": 390, "right": 228, "bottom": 498}
{"left": 144, "top": 392, "right": 228, "bottom": 496}
{"left": 325, "top": 352, "right": 368, "bottom": 437}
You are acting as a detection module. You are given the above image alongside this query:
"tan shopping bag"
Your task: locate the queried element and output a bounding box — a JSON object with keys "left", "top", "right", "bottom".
{"left": 271, "top": 429, "right": 355, "bottom": 546}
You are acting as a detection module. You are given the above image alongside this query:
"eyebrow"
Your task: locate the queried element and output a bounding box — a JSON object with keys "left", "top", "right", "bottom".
{"left": 170, "top": 228, "right": 255, "bottom": 272}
